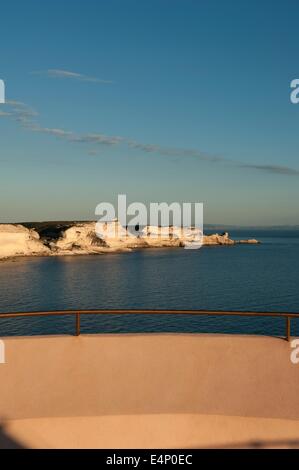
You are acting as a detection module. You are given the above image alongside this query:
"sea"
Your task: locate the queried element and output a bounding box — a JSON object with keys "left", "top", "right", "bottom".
{"left": 0, "top": 229, "right": 298, "bottom": 337}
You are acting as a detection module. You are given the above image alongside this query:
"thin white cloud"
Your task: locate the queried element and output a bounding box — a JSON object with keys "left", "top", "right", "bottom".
{"left": 33, "top": 69, "right": 114, "bottom": 84}
{"left": 5, "top": 100, "right": 27, "bottom": 107}
{"left": 2, "top": 100, "right": 38, "bottom": 124}
{"left": 28, "top": 124, "right": 73, "bottom": 138}
{"left": 0, "top": 111, "right": 12, "bottom": 117}
{"left": 2, "top": 99, "right": 299, "bottom": 176}
{"left": 2, "top": 101, "right": 71, "bottom": 139}
{"left": 71, "top": 133, "right": 123, "bottom": 146}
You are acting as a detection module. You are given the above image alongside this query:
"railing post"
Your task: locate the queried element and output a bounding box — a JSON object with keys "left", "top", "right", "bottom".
{"left": 76, "top": 313, "right": 81, "bottom": 336}
{"left": 286, "top": 317, "right": 291, "bottom": 342}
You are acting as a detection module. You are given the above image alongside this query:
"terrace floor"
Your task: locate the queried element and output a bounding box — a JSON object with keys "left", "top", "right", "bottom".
{"left": 0, "top": 333, "right": 298, "bottom": 448}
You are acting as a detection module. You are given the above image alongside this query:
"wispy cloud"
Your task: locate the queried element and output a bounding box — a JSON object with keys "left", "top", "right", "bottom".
{"left": 32, "top": 69, "right": 114, "bottom": 84}
{"left": 6, "top": 100, "right": 27, "bottom": 106}
{"left": 87, "top": 149, "right": 102, "bottom": 156}
{"left": 240, "top": 164, "right": 299, "bottom": 176}
{"left": 71, "top": 133, "right": 123, "bottom": 146}
{"left": 27, "top": 124, "right": 73, "bottom": 138}
{"left": 1, "top": 101, "right": 72, "bottom": 139}
{"left": 127, "top": 140, "right": 223, "bottom": 162}
{"left": 0, "top": 110, "right": 12, "bottom": 117}
{"left": 2, "top": 99, "right": 299, "bottom": 177}
{"left": 3, "top": 100, "right": 38, "bottom": 124}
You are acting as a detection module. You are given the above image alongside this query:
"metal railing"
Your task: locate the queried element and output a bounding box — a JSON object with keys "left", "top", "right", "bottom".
{"left": 0, "top": 309, "right": 298, "bottom": 341}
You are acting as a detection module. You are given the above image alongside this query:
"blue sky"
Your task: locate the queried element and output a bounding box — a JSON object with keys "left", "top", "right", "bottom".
{"left": 0, "top": 0, "right": 299, "bottom": 225}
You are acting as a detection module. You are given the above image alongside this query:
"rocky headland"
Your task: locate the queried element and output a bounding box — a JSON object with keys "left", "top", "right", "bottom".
{"left": 0, "top": 221, "right": 260, "bottom": 260}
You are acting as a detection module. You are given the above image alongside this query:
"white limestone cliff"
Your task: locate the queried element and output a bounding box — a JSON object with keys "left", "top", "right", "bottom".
{"left": 0, "top": 224, "right": 50, "bottom": 259}
{"left": 0, "top": 222, "right": 259, "bottom": 259}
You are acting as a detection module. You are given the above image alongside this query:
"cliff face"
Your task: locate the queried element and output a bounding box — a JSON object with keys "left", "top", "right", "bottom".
{"left": 0, "top": 221, "right": 259, "bottom": 259}
{"left": 53, "top": 221, "right": 206, "bottom": 254}
{"left": 203, "top": 232, "right": 235, "bottom": 246}
{"left": 0, "top": 224, "right": 50, "bottom": 259}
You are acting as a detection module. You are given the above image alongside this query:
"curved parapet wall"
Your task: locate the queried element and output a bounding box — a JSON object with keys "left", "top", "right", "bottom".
{"left": 0, "top": 334, "right": 297, "bottom": 448}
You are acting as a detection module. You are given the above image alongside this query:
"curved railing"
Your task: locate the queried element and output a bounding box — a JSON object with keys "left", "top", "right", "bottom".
{"left": 0, "top": 309, "right": 298, "bottom": 341}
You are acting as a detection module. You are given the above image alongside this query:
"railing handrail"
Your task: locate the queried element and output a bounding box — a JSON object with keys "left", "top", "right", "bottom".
{"left": 0, "top": 308, "right": 298, "bottom": 341}
{"left": 0, "top": 308, "right": 298, "bottom": 318}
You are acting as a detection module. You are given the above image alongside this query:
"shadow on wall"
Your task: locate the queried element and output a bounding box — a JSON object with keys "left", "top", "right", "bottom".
{"left": 199, "top": 438, "right": 299, "bottom": 449}
{"left": 0, "top": 423, "right": 25, "bottom": 449}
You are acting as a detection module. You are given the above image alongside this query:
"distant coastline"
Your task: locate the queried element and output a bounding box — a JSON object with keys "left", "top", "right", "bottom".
{"left": 0, "top": 221, "right": 260, "bottom": 260}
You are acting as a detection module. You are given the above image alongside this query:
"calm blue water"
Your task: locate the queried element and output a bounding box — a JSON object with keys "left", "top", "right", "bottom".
{"left": 0, "top": 230, "right": 298, "bottom": 337}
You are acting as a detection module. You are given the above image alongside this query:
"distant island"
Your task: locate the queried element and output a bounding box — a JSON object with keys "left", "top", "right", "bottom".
{"left": 0, "top": 221, "right": 260, "bottom": 260}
